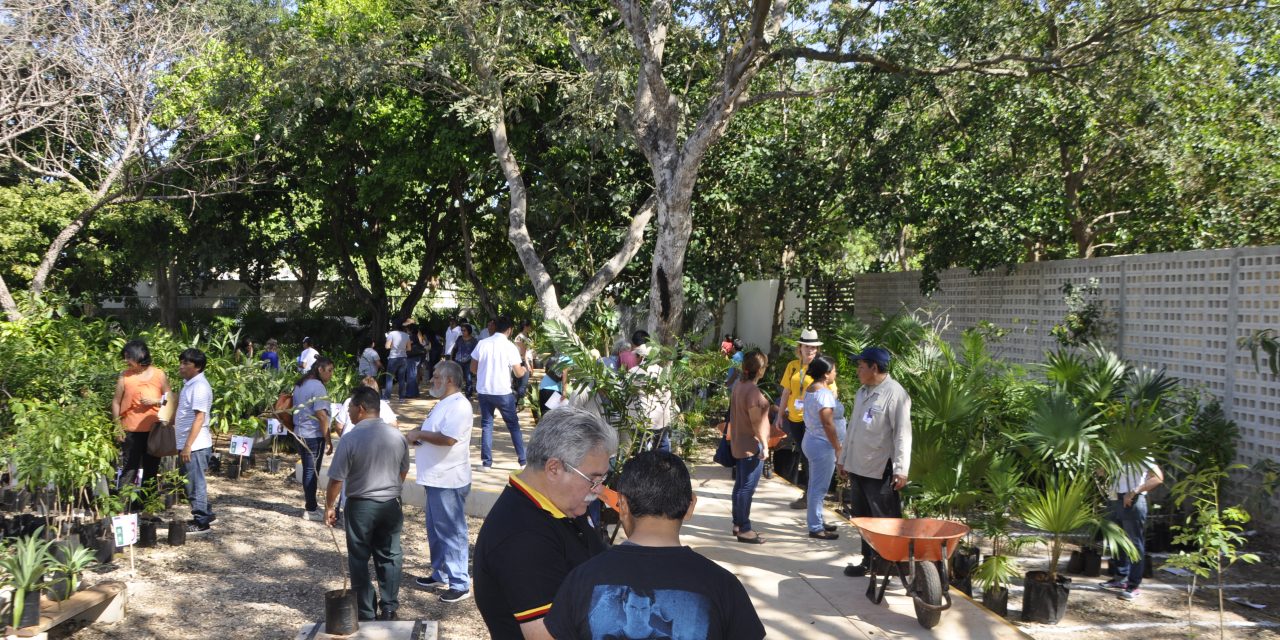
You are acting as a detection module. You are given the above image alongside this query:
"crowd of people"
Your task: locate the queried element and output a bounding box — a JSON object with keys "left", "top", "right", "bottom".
{"left": 108, "top": 320, "right": 1158, "bottom": 638}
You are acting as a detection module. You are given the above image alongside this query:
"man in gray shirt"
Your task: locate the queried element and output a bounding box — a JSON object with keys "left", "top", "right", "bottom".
{"left": 838, "top": 347, "right": 912, "bottom": 578}
{"left": 325, "top": 386, "right": 411, "bottom": 622}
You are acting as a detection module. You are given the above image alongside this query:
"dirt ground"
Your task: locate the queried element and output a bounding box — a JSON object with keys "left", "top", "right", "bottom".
{"left": 52, "top": 457, "right": 486, "bottom": 640}
{"left": 48, "top": 452, "right": 1280, "bottom": 640}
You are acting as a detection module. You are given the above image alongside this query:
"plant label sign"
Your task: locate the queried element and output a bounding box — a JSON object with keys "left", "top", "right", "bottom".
{"left": 113, "top": 513, "right": 139, "bottom": 546}
{"left": 229, "top": 436, "right": 253, "bottom": 457}
{"left": 266, "top": 418, "right": 285, "bottom": 436}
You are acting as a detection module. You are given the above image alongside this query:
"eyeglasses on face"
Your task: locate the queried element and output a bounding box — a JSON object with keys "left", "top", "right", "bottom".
{"left": 562, "top": 460, "right": 609, "bottom": 491}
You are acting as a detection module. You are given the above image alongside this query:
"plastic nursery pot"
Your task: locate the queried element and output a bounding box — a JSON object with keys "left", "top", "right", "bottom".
{"left": 1020, "top": 571, "right": 1071, "bottom": 624}
{"left": 167, "top": 518, "right": 186, "bottom": 547}
{"left": 94, "top": 535, "right": 116, "bottom": 565}
{"left": 267, "top": 457, "right": 282, "bottom": 473}
{"left": 950, "top": 545, "right": 981, "bottom": 580}
{"left": 982, "top": 586, "right": 1009, "bottom": 617}
{"left": 324, "top": 589, "right": 360, "bottom": 636}
{"left": 17, "top": 588, "right": 42, "bottom": 628}
{"left": 138, "top": 519, "right": 158, "bottom": 548}
{"left": 48, "top": 571, "right": 71, "bottom": 602}
{"left": 226, "top": 465, "right": 241, "bottom": 480}
{"left": 1081, "top": 547, "right": 1102, "bottom": 577}
{"left": 1066, "top": 550, "right": 1084, "bottom": 574}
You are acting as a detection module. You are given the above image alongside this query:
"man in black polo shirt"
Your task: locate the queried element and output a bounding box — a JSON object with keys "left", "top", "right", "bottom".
{"left": 474, "top": 406, "right": 618, "bottom": 639}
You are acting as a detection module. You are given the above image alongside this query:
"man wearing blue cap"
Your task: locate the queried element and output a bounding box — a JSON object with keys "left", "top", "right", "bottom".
{"left": 838, "top": 346, "right": 912, "bottom": 578}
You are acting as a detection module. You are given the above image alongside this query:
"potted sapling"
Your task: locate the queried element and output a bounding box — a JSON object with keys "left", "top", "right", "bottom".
{"left": 136, "top": 479, "right": 167, "bottom": 548}
{"left": 48, "top": 545, "right": 95, "bottom": 602}
{"left": 0, "top": 530, "right": 54, "bottom": 629}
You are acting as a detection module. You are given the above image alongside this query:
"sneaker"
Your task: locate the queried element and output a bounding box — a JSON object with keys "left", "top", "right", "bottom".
{"left": 823, "top": 523, "right": 837, "bottom": 532}
{"left": 186, "top": 514, "right": 217, "bottom": 526}
{"left": 377, "top": 609, "right": 398, "bottom": 621}
{"left": 304, "top": 509, "right": 324, "bottom": 522}
{"left": 415, "top": 576, "right": 446, "bottom": 589}
{"left": 185, "top": 523, "right": 210, "bottom": 535}
{"left": 808, "top": 530, "right": 839, "bottom": 540}
{"left": 1119, "top": 587, "right": 1141, "bottom": 600}
{"left": 440, "top": 588, "right": 472, "bottom": 603}
{"left": 1100, "top": 578, "right": 1127, "bottom": 590}
{"left": 789, "top": 496, "right": 807, "bottom": 509}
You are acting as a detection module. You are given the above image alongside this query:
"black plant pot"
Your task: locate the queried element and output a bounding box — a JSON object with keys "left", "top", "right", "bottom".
{"left": 267, "top": 457, "right": 282, "bottom": 473}
{"left": 1081, "top": 547, "right": 1102, "bottom": 577}
{"left": 951, "top": 545, "right": 981, "bottom": 580}
{"left": 1144, "top": 554, "right": 1154, "bottom": 578}
{"left": 168, "top": 518, "right": 186, "bottom": 546}
{"left": 48, "top": 571, "right": 72, "bottom": 601}
{"left": 94, "top": 535, "right": 116, "bottom": 565}
{"left": 226, "top": 465, "right": 241, "bottom": 480}
{"left": 53, "top": 537, "right": 83, "bottom": 564}
{"left": 138, "top": 518, "right": 158, "bottom": 548}
{"left": 324, "top": 589, "right": 359, "bottom": 635}
{"left": 982, "top": 586, "right": 1009, "bottom": 617}
{"left": 209, "top": 455, "right": 222, "bottom": 474}
{"left": 1021, "top": 571, "right": 1071, "bottom": 624}
{"left": 1066, "top": 550, "right": 1084, "bottom": 574}
{"left": 164, "top": 493, "right": 177, "bottom": 510}
{"left": 17, "top": 588, "right": 42, "bottom": 628}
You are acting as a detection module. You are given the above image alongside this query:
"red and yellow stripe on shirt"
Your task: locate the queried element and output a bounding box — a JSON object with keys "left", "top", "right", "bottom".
{"left": 507, "top": 471, "right": 565, "bottom": 623}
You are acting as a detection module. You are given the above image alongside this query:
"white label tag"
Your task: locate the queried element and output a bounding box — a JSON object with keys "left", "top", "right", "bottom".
{"left": 229, "top": 435, "right": 253, "bottom": 457}
{"left": 793, "top": 399, "right": 804, "bottom": 411}
{"left": 112, "top": 513, "right": 139, "bottom": 546}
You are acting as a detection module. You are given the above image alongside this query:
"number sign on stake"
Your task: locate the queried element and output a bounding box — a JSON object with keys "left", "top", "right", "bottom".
{"left": 229, "top": 436, "right": 253, "bottom": 457}
{"left": 113, "top": 513, "right": 139, "bottom": 546}
{"left": 266, "top": 418, "right": 285, "bottom": 436}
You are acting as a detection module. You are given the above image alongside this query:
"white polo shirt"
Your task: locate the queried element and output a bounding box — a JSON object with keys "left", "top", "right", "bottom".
{"left": 471, "top": 333, "right": 522, "bottom": 395}
{"left": 415, "top": 393, "right": 474, "bottom": 489}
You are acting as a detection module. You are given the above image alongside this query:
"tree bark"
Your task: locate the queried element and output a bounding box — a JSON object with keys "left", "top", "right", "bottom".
{"left": 1061, "top": 141, "right": 1093, "bottom": 258}
{"left": 395, "top": 205, "right": 447, "bottom": 322}
{"left": 0, "top": 274, "right": 22, "bottom": 322}
{"left": 455, "top": 190, "right": 498, "bottom": 320}
{"left": 155, "top": 259, "right": 180, "bottom": 332}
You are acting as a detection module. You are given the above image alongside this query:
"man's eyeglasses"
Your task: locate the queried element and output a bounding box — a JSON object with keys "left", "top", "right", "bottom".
{"left": 562, "top": 460, "right": 609, "bottom": 491}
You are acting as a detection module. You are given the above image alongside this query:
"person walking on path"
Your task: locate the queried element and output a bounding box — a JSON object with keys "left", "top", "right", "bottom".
{"left": 473, "top": 407, "right": 617, "bottom": 639}
{"left": 112, "top": 339, "right": 170, "bottom": 489}
{"left": 404, "top": 317, "right": 425, "bottom": 398}
{"left": 444, "top": 318, "right": 462, "bottom": 360}
{"left": 385, "top": 320, "right": 412, "bottom": 401}
{"left": 358, "top": 337, "right": 383, "bottom": 380}
{"left": 546, "top": 451, "right": 766, "bottom": 640}
{"left": 294, "top": 357, "right": 335, "bottom": 521}
{"left": 324, "top": 386, "right": 410, "bottom": 622}
{"left": 470, "top": 316, "right": 529, "bottom": 469}
{"left": 729, "top": 350, "right": 771, "bottom": 544}
{"left": 452, "top": 323, "right": 479, "bottom": 398}
{"left": 1100, "top": 461, "right": 1163, "bottom": 600}
{"left": 802, "top": 355, "right": 845, "bottom": 540}
{"left": 175, "top": 348, "right": 215, "bottom": 534}
{"left": 839, "top": 347, "right": 912, "bottom": 576}
{"left": 512, "top": 320, "right": 534, "bottom": 407}
{"left": 296, "top": 336, "right": 319, "bottom": 374}
{"left": 774, "top": 328, "right": 835, "bottom": 509}
{"left": 405, "top": 361, "right": 474, "bottom": 604}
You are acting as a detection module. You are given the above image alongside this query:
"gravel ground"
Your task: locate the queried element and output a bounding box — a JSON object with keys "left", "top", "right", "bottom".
{"left": 52, "top": 456, "right": 486, "bottom": 640}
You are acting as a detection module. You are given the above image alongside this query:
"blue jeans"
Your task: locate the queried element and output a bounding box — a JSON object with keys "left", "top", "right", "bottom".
{"left": 478, "top": 393, "right": 525, "bottom": 467}
{"left": 345, "top": 497, "right": 403, "bottom": 619}
{"left": 802, "top": 434, "right": 837, "bottom": 533}
{"left": 1110, "top": 494, "right": 1148, "bottom": 588}
{"left": 404, "top": 356, "right": 423, "bottom": 397}
{"left": 425, "top": 485, "right": 471, "bottom": 591}
{"left": 513, "top": 369, "right": 531, "bottom": 403}
{"left": 459, "top": 364, "right": 475, "bottom": 397}
{"left": 299, "top": 436, "right": 326, "bottom": 512}
{"left": 384, "top": 358, "right": 408, "bottom": 400}
{"left": 732, "top": 446, "right": 764, "bottom": 533}
{"left": 181, "top": 447, "right": 214, "bottom": 527}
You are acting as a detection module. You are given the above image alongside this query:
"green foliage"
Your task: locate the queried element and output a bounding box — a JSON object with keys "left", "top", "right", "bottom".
{"left": 1239, "top": 329, "right": 1279, "bottom": 377}
{"left": 1164, "top": 464, "right": 1260, "bottom": 638}
{"left": 1019, "top": 476, "right": 1136, "bottom": 582}
{"left": 52, "top": 545, "right": 97, "bottom": 596}
{"left": 0, "top": 530, "right": 55, "bottom": 628}
{"left": 1050, "top": 280, "right": 1109, "bottom": 347}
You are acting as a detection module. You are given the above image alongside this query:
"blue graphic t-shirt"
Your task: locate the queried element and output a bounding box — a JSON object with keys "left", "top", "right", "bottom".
{"left": 546, "top": 543, "right": 764, "bottom": 640}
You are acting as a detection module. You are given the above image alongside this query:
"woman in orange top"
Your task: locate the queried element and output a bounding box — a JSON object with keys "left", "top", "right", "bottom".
{"left": 111, "top": 339, "right": 171, "bottom": 487}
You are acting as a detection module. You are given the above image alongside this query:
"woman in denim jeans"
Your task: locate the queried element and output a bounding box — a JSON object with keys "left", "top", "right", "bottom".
{"left": 293, "top": 357, "right": 335, "bottom": 521}
{"left": 801, "top": 355, "right": 845, "bottom": 540}
{"left": 729, "top": 350, "right": 772, "bottom": 544}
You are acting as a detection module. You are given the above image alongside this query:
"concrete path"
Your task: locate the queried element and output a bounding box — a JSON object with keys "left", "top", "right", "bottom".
{"left": 302, "top": 394, "right": 1028, "bottom": 639}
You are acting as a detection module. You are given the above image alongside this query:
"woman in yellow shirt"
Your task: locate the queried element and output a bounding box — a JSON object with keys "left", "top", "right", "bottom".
{"left": 773, "top": 329, "right": 836, "bottom": 509}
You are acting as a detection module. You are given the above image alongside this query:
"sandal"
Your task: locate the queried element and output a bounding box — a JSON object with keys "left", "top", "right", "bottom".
{"left": 735, "top": 532, "right": 766, "bottom": 544}
{"left": 808, "top": 530, "right": 839, "bottom": 540}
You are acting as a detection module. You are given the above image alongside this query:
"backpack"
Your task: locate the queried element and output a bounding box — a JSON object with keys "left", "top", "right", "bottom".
{"left": 545, "top": 355, "right": 565, "bottom": 384}
{"left": 272, "top": 391, "right": 295, "bottom": 431}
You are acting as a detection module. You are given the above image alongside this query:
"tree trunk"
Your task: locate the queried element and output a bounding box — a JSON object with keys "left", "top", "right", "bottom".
{"left": 297, "top": 266, "right": 318, "bottom": 313}
{"left": 155, "top": 260, "right": 180, "bottom": 332}
{"left": 0, "top": 275, "right": 21, "bottom": 322}
{"left": 455, "top": 187, "right": 498, "bottom": 319}
{"left": 1061, "top": 141, "right": 1092, "bottom": 258}
{"left": 647, "top": 191, "right": 694, "bottom": 346}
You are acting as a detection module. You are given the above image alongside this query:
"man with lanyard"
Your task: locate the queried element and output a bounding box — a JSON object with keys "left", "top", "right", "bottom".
{"left": 838, "top": 346, "right": 912, "bottom": 578}
{"left": 324, "top": 386, "right": 410, "bottom": 621}
{"left": 473, "top": 406, "right": 618, "bottom": 639}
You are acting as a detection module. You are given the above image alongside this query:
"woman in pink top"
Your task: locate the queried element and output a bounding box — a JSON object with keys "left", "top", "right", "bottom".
{"left": 728, "top": 350, "right": 772, "bottom": 544}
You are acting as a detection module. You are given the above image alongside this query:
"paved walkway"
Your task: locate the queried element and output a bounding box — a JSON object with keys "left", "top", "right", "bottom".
{"left": 310, "top": 394, "right": 1028, "bottom": 639}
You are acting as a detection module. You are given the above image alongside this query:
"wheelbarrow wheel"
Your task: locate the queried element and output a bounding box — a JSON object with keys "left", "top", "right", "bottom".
{"left": 912, "top": 560, "right": 943, "bottom": 629}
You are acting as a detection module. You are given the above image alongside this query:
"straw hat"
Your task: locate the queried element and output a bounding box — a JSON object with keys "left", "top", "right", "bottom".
{"left": 797, "top": 328, "right": 823, "bottom": 346}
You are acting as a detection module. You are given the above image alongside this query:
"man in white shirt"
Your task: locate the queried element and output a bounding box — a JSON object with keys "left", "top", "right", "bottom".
{"left": 405, "top": 361, "right": 474, "bottom": 603}
{"left": 470, "top": 316, "right": 528, "bottom": 468}
{"left": 1101, "top": 461, "right": 1163, "bottom": 600}
{"left": 175, "top": 348, "right": 216, "bottom": 534}
{"left": 385, "top": 320, "right": 412, "bottom": 401}
{"left": 478, "top": 318, "right": 497, "bottom": 341}
{"left": 297, "top": 337, "right": 319, "bottom": 374}
{"left": 444, "top": 318, "right": 462, "bottom": 360}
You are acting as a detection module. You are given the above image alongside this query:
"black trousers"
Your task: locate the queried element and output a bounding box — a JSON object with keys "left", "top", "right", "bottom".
{"left": 849, "top": 462, "right": 902, "bottom": 565}
{"left": 783, "top": 418, "right": 808, "bottom": 489}
{"left": 120, "top": 431, "right": 161, "bottom": 487}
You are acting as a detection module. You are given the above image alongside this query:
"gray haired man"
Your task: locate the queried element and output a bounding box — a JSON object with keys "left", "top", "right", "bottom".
{"left": 473, "top": 407, "right": 618, "bottom": 640}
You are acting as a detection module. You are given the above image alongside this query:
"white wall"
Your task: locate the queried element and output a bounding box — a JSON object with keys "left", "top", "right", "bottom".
{"left": 734, "top": 279, "right": 806, "bottom": 351}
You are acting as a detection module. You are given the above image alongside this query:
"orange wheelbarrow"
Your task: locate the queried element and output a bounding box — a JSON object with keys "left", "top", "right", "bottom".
{"left": 850, "top": 517, "right": 971, "bottom": 629}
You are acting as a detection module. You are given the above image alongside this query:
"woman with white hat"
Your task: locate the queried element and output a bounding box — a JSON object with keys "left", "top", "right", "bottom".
{"left": 774, "top": 328, "right": 838, "bottom": 510}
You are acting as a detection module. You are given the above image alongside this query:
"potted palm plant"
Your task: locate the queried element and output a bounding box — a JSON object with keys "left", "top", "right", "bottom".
{"left": 0, "top": 530, "right": 55, "bottom": 629}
